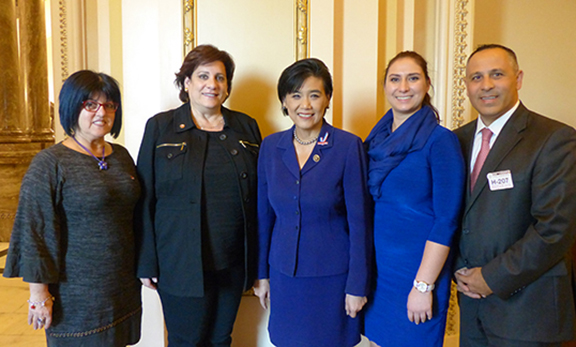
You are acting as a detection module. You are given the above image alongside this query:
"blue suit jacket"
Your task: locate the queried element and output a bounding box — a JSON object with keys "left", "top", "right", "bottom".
{"left": 257, "top": 121, "right": 373, "bottom": 296}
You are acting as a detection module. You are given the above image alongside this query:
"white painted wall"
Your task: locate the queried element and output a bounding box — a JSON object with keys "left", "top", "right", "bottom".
{"left": 121, "top": 0, "right": 183, "bottom": 159}
{"left": 121, "top": 0, "right": 183, "bottom": 345}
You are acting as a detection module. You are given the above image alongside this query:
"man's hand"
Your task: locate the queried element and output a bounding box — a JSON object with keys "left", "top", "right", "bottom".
{"left": 454, "top": 267, "right": 492, "bottom": 298}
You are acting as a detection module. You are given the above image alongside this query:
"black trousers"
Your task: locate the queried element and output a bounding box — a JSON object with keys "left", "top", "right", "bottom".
{"left": 158, "top": 265, "right": 245, "bottom": 347}
{"left": 459, "top": 294, "right": 562, "bottom": 347}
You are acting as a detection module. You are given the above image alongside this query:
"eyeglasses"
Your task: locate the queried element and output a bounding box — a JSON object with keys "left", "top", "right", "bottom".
{"left": 82, "top": 100, "right": 119, "bottom": 113}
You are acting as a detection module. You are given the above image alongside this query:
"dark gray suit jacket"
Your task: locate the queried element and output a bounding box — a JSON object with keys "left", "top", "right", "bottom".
{"left": 454, "top": 103, "right": 576, "bottom": 342}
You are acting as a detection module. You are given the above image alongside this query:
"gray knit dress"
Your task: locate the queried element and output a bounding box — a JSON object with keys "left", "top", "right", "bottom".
{"left": 3, "top": 142, "right": 142, "bottom": 347}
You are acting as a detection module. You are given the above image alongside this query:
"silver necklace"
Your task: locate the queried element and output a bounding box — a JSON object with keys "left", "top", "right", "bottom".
{"left": 293, "top": 128, "right": 318, "bottom": 145}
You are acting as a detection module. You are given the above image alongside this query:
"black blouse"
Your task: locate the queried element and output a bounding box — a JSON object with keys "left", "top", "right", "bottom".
{"left": 201, "top": 131, "right": 244, "bottom": 271}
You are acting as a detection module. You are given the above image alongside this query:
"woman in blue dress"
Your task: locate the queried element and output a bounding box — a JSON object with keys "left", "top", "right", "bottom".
{"left": 363, "top": 51, "right": 465, "bottom": 346}
{"left": 253, "top": 58, "right": 373, "bottom": 346}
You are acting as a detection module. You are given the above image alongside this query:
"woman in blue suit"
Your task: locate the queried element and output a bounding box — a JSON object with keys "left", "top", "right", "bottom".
{"left": 253, "top": 58, "right": 373, "bottom": 346}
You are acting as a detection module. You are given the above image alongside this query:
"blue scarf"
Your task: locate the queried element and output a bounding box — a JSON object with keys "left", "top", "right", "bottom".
{"left": 364, "top": 105, "right": 438, "bottom": 199}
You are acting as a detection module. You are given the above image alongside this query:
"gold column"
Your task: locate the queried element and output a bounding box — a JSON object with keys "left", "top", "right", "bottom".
{"left": 19, "top": 0, "right": 53, "bottom": 142}
{"left": 0, "top": 0, "right": 54, "bottom": 241}
{"left": 0, "top": 0, "right": 25, "bottom": 139}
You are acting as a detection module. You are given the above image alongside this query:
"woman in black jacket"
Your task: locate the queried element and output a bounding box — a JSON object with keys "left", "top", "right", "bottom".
{"left": 135, "top": 44, "right": 261, "bottom": 347}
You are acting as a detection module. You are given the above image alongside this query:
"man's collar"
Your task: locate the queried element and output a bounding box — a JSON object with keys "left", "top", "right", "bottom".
{"left": 475, "top": 100, "right": 520, "bottom": 136}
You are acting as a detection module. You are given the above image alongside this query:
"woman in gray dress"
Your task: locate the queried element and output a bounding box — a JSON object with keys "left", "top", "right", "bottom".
{"left": 3, "top": 70, "right": 142, "bottom": 347}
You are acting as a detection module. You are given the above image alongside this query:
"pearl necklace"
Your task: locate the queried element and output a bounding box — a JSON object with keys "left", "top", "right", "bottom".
{"left": 293, "top": 128, "right": 318, "bottom": 145}
{"left": 72, "top": 137, "right": 108, "bottom": 170}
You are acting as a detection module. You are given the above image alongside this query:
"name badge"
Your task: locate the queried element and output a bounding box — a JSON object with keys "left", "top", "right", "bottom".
{"left": 487, "top": 170, "right": 514, "bottom": 191}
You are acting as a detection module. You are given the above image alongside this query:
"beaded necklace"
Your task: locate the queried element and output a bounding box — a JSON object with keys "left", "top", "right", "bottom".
{"left": 293, "top": 128, "right": 318, "bottom": 145}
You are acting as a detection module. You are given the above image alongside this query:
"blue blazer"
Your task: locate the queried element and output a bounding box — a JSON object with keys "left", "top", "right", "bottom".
{"left": 257, "top": 121, "right": 373, "bottom": 296}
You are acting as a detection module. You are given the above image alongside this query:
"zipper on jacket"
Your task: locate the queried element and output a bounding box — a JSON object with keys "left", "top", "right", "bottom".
{"left": 156, "top": 142, "right": 187, "bottom": 150}
{"left": 238, "top": 140, "right": 259, "bottom": 148}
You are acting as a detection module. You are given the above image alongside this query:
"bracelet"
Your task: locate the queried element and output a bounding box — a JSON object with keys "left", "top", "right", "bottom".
{"left": 27, "top": 296, "right": 55, "bottom": 309}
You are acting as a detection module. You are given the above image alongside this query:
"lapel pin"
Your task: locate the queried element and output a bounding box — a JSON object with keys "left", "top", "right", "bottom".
{"left": 318, "top": 132, "right": 329, "bottom": 145}
{"left": 313, "top": 154, "right": 320, "bottom": 162}
{"left": 179, "top": 124, "right": 185, "bottom": 129}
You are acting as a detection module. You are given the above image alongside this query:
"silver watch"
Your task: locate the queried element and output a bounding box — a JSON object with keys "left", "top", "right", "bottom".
{"left": 413, "top": 280, "right": 435, "bottom": 293}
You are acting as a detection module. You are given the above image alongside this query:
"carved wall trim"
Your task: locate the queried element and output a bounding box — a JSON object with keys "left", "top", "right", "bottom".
{"left": 183, "top": 0, "right": 308, "bottom": 60}
{"left": 451, "top": 0, "right": 470, "bottom": 128}
{"left": 295, "top": 0, "right": 309, "bottom": 60}
{"left": 439, "top": 0, "right": 474, "bottom": 339}
{"left": 183, "top": 0, "right": 196, "bottom": 56}
{"left": 433, "top": 0, "right": 474, "bottom": 130}
{"left": 446, "top": 283, "right": 459, "bottom": 336}
{"left": 58, "top": 0, "right": 69, "bottom": 82}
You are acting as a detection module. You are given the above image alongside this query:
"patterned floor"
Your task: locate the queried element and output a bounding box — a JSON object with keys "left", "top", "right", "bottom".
{"left": 0, "top": 242, "right": 47, "bottom": 346}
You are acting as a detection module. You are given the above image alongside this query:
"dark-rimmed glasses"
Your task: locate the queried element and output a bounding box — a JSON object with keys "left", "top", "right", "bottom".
{"left": 82, "top": 100, "right": 119, "bottom": 113}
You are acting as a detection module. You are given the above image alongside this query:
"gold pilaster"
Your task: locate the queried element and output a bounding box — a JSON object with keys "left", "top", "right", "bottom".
{"left": 295, "top": 0, "right": 309, "bottom": 60}
{"left": 183, "top": 0, "right": 196, "bottom": 57}
{"left": 0, "top": 0, "right": 54, "bottom": 241}
{"left": 58, "top": 0, "right": 69, "bottom": 81}
{"left": 451, "top": 0, "right": 470, "bottom": 129}
{"left": 0, "top": 0, "right": 26, "bottom": 141}
{"left": 18, "top": 0, "right": 54, "bottom": 142}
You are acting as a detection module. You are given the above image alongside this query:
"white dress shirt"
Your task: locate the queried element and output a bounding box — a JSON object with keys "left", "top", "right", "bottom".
{"left": 470, "top": 101, "right": 520, "bottom": 172}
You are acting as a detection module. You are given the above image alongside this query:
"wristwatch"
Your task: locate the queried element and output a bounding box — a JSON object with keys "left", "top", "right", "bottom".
{"left": 413, "top": 280, "right": 435, "bottom": 293}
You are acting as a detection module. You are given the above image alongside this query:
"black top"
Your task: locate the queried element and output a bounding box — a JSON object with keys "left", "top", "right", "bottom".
{"left": 201, "top": 131, "right": 244, "bottom": 271}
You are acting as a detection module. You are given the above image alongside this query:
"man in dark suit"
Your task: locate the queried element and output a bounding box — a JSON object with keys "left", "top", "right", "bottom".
{"left": 454, "top": 44, "right": 576, "bottom": 347}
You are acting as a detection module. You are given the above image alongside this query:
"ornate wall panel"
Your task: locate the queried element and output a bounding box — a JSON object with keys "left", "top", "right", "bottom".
{"left": 183, "top": 0, "right": 309, "bottom": 60}
{"left": 295, "top": 0, "right": 309, "bottom": 60}
{"left": 52, "top": 0, "right": 89, "bottom": 84}
{"left": 450, "top": 0, "right": 471, "bottom": 128}
{"left": 436, "top": 0, "right": 474, "bottom": 343}
{"left": 58, "top": 0, "right": 69, "bottom": 81}
{"left": 183, "top": 0, "right": 196, "bottom": 56}
{"left": 433, "top": 0, "right": 474, "bottom": 131}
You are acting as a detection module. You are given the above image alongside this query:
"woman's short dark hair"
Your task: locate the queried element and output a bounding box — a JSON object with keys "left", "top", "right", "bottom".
{"left": 384, "top": 51, "right": 439, "bottom": 120}
{"left": 59, "top": 70, "right": 123, "bottom": 138}
{"left": 175, "top": 44, "right": 235, "bottom": 103}
{"left": 277, "top": 58, "right": 333, "bottom": 114}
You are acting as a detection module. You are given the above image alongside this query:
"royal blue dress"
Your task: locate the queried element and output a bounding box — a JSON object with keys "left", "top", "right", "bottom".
{"left": 363, "top": 107, "right": 465, "bottom": 346}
